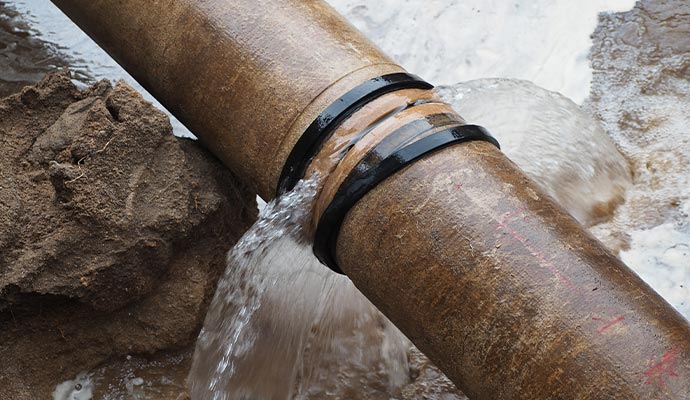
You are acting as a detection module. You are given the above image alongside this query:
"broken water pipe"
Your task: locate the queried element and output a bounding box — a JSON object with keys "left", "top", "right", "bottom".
{"left": 50, "top": 0, "right": 690, "bottom": 398}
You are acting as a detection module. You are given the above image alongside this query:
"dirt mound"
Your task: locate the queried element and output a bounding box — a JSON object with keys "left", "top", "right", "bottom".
{"left": 0, "top": 71, "right": 256, "bottom": 398}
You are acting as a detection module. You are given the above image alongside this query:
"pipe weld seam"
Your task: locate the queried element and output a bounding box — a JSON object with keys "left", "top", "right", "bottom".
{"left": 278, "top": 72, "right": 433, "bottom": 194}
{"left": 313, "top": 124, "right": 501, "bottom": 273}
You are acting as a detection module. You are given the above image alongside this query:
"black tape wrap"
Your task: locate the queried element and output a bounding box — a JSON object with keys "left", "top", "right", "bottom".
{"left": 276, "top": 72, "right": 500, "bottom": 273}
{"left": 277, "top": 73, "right": 434, "bottom": 194}
{"left": 314, "top": 124, "right": 500, "bottom": 274}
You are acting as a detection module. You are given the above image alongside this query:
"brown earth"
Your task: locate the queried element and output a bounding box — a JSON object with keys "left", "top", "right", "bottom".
{"left": 0, "top": 71, "right": 256, "bottom": 398}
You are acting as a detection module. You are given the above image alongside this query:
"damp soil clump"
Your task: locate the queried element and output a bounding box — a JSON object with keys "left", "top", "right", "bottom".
{"left": 0, "top": 70, "right": 256, "bottom": 399}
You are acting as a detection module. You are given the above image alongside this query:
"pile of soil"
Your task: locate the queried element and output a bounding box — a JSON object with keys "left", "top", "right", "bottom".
{"left": 0, "top": 71, "right": 256, "bottom": 398}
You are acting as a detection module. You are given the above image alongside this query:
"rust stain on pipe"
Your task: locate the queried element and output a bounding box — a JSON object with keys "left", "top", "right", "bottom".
{"left": 51, "top": 0, "right": 690, "bottom": 398}
{"left": 51, "top": 0, "right": 401, "bottom": 199}
{"left": 337, "top": 142, "right": 690, "bottom": 399}
{"left": 310, "top": 99, "right": 459, "bottom": 229}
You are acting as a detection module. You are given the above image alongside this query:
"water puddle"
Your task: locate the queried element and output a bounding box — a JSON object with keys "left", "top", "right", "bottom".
{"left": 54, "top": 350, "right": 192, "bottom": 400}
{"left": 0, "top": 0, "right": 72, "bottom": 96}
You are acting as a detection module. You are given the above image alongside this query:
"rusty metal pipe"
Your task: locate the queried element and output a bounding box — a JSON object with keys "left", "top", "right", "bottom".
{"left": 51, "top": 0, "right": 403, "bottom": 199}
{"left": 51, "top": 0, "right": 690, "bottom": 398}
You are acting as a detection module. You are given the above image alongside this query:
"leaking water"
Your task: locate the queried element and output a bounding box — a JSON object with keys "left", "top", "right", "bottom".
{"left": 187, "top": 79, "right": 638, "bottom": 400}
{"left": 189, "top": 178, "right": 416, "bottom": 400}
{"left": 188, "top": 2, "right": 688, "bottom": 395}
{"left": 437, "top": 79, "right": 632, "bottom": 227}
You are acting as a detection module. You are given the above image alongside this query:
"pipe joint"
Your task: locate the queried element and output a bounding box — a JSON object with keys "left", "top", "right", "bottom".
{"left": 284, "top": 73, "right": 500, "bottom": 273}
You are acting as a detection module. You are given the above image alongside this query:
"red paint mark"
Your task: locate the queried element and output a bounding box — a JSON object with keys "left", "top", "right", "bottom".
{"left": 501, "top": 223, "right": 580, "bottom": 293}
{"left": 495, "top": 207, "right": 527, "bottom": 230}
{"left": 643, "top": 349, "right": 680, "bottom": 387}
{"left": 494, "top": 207, "right": 635, "bottom": 321}
{"left": 592, "top": 315, "right": 625, "bottom": 333}
{"left": 454, "top": 183, "right": 464, "bottom": 190}
{"left": 495, "top": 207, "right": 588, "bottom": 298}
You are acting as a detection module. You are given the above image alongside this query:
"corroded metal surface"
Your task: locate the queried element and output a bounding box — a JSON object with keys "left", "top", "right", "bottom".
{"left": 51, "top": 0, "right": 401, "bottom": 198}
{"left": 338, "top": 141, "right": 690, "bottom": 399}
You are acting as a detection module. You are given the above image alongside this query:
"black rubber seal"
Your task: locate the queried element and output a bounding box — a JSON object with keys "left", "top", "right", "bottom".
{"left": 345, "top": 112, "right": 463, "bottom": 179}
{"left": 277, "top": 73, "right": 434, "bottom": 194}
{"left": 313, "top": 124, "right": 500, "bottom": 273}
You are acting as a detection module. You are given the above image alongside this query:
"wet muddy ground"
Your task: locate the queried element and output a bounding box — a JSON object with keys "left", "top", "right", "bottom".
{"left": 0, "top": 1, "right": 69, "bottom": 96}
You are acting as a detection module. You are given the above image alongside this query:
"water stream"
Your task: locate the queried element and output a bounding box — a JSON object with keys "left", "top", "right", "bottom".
{"left": 186, "top": 77, "right": 637, "bottom": 399}
{"left": 188, "top": 178, "right": 415, "bottom": 399}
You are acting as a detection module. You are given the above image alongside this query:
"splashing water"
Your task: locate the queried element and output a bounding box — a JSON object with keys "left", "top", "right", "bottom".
{"left": 52, "top": 373, "right": 94, "bottom": 400}
{"left": 188, "top": 77, "right": 637, "bottom": 400}
{"left": 586, "top": 0, "right": 690, "bottom": 317}
{"left": 328, "top": 0, "right": 636, "bottom": 103}
{"left": 188, "top": 178, "right": 413, "bottom": 400}
{"left": 437, "top": 79, "right": 632, "bottom": 226}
